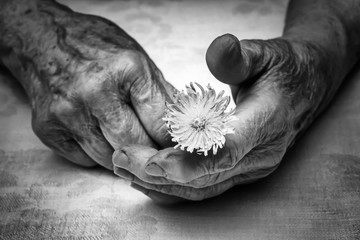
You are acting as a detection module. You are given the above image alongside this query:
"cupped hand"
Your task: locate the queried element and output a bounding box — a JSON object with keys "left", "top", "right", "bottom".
{"left": 113, "top": 33, "right": 331, "bottom": 203}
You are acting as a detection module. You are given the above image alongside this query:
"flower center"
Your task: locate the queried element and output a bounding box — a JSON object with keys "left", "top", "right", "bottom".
{"left": 191, "top": 117, "right": 207, "bottom": 131}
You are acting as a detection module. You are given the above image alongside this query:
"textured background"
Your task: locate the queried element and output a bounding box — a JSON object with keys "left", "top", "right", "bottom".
{"left": 1, "top": 0, "right": 360, "bottom": 239}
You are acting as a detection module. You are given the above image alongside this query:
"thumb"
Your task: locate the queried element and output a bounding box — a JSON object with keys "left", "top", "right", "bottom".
{"left": 205, "top": 34, "right": 271, "bottom": 86}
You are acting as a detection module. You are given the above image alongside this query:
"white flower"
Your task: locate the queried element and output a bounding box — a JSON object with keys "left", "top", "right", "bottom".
{"left": 163, "top": 82, "right": 237, "bottom": 156}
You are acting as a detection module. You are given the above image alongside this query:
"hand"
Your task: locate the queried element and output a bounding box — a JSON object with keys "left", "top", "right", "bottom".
{"left": 0, "top": 0, "right": 175, "bottom": 169}
{"left": 113, "top": 34, "right": 334, "bottom": 202}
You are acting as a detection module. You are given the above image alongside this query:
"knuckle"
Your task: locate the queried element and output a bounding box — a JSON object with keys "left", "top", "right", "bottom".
{"left": 193, "top": 174, "right": 216, "bottom": 188}
{"left": 54, "top": 138, "right": 78, "bottom": 153}
{"left": 122, "top": 51, "right": 154, "bottom": 93}
{"left": 31, "top": 114, "right": 56, "bottom": 138}
{"left": 31, "top": 106, "right": 76, "bottom": 149}
{"left": 48, "top": 96, "right": 77, "bottom": 118}
{"left": 32, "top": 118, "right": 74, "bottom": 152}
{"left": 123, "top": 51, "right": 145, "bottom": 71}
{"left": 116, "top": 51, "right": 147, "bottom": 84}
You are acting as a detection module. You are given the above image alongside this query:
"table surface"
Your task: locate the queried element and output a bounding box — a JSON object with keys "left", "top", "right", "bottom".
{"left": 1, "top": 0, "right": 360, "bottom": 239}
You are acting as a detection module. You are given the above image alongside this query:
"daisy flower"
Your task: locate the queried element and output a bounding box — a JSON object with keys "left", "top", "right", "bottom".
{"left": 163, "top": 82, "right": 237, "bottom": 156}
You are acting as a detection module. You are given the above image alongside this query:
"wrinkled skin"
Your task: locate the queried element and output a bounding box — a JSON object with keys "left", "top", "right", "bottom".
{"left": 113, "top": 35, "right": 340, "bottom": 202}
{"left": 2, "top": 0, "right": 358, "bottom": 203}
{"left": 0, "top": 0, "right": 175, "bottom": 169}
{"left": 112, "top": 0, "right": 360, "bottom": 203}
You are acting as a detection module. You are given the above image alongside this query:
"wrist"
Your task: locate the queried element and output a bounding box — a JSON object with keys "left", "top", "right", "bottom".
{"left": 282, "top": 0, "right": 360, "bottom": 80}
{"left": 284, "top": 37, "right": 348, "bottom": 112}
{"left": 0, "top": 0, "right": 74, "bottom": 99}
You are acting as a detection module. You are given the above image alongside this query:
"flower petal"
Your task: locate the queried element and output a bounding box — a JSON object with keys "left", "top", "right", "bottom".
{"left": 163, "top": 82, "right": 236, "bottom": 155}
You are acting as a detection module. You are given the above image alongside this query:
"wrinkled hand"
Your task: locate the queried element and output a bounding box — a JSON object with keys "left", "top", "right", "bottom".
{"left": 0, "top": 0, "right": 175, "bottom": 169}
{"left": 29, "top": 49, "right": 174, "bottom": 170}
{"left": 113, "top": 34, "right": 331, "bottom": 202}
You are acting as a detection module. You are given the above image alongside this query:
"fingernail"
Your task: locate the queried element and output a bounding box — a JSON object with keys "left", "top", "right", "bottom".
{"left": 114, "top": 167, "right": 134, "bottom": 181}
{"left": 145, "top": 163, "right": 167, "bottom": 177}
{"left": 112, "top": 150, "right": 129, "bottom": 168}
{"left": 130, "top": 183, "right": 149, "bottom": 196}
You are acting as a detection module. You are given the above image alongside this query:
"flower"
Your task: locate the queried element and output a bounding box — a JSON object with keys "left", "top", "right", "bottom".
{"left": 163, "top": 82, "right": 237, "bottom": 156}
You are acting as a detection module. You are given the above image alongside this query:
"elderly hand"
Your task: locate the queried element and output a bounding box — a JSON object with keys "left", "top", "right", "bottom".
{"left": 0, "top": 0, "right": 175, "bottom": 169}
{"left": 113, "top": 34, "right": 338, "bottom": 202}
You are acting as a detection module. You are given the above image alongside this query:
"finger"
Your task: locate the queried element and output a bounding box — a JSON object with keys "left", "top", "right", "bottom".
{"left": 145, "top": 147, "right": 227, "bottom": 184}
{"left": 128, "top": 168, "right": 251, "bottom": 201}
{"left": 206, "top": 34, "right": 271, "bottom": 85}
{"left": 130, "top": 183, "right": 186, "bottom": 204}
{"left": 126, "top": 53, "right": 178, "bottom": 147}
{"left": 31, "top": 111, "right": 98, "bottom": 167}
{"left": 113, "top": 145, "right": 176, "bottom": 185}
{"left": 114, "top": 167, "right": 134, "bottom": 181}
{"left": 113, "top": 152, "right": 276, "bottom": 201}
{"left": 117, "top": 160, "right": 190, "bottom": 204}
{"left": 53, "top": 139, "right": 98, "bottom": 167}
{"left": 47, "top": 99, "right": 116, "bottom": 170}
{"left": 113, "top": 145, "right": 219, "bottom": 187}
{"left": 76, "top": 132, "right": 114, "bottom": 170}
{"left": 32, "top": 126, "right": 97, "bottom": 167}
{"left": 115, "top": 143, "right": 281, "bottom": 189}
{"left": 114, "top": 145, "right": 197, "bottom": 181}
{"left": 87, "top": 78, "right": 157, "bottom": 150}
{"left": 113, "top": 146, "right": 209, "bottom": 187}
